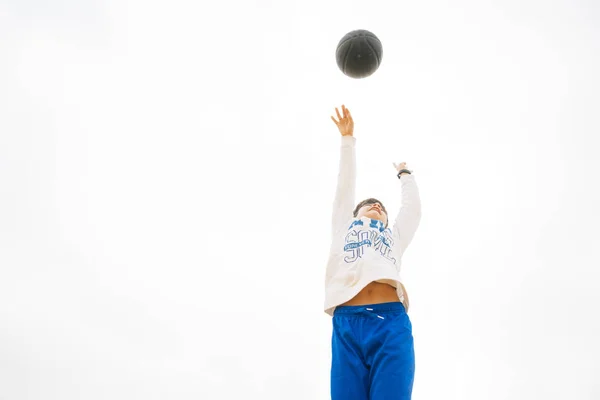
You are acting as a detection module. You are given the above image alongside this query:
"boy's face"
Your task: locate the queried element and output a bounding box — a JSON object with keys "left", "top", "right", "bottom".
{"left": 356, "top": 201, "right": 388, "bottom": 226}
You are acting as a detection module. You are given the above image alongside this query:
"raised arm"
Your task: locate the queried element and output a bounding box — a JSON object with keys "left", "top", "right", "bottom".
{"left": 391, "top": 162, "right": 422, "bottom": 258}
{"left": 330, "top": 105, "right": 356, "bottom": 236}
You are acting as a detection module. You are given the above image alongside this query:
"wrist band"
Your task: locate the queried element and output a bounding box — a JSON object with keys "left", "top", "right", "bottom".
{"left": 397, "top": 169, "right": 411, "bottom": 179}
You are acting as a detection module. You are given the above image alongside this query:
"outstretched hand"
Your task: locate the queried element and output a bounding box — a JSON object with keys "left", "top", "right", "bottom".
{"left": 331, "top": 105, "right": 354, "bottom": 137}
{"left": 394, "top": 162, "right": 411, "bottom": 176}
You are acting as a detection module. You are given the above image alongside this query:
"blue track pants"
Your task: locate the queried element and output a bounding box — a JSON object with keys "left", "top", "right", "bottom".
{"left": 331, "top": 302, "right": 415, "bottom": 400}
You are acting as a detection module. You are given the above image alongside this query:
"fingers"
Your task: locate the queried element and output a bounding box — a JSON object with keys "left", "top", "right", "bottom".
{"left": 393, "top": 162, "right": 407, "bottom": 171}
{"left": 332, "top": 105, "right": 352, "bottom": 125}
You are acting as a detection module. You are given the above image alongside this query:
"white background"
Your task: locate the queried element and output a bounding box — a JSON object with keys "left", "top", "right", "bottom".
{"left": 1, "top": 0, "right": 599, "bottom": 399}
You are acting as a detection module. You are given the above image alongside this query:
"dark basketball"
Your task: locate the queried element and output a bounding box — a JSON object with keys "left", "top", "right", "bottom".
{"left": 335, "top": 29, "right": 383, "bottom": 79}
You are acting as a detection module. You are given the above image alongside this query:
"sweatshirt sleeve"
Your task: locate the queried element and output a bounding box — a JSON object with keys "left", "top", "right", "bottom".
{"left": 391, "top": 174, "right": 422, "bottom": 258}
{"left": 332, "top": 136, "right": 356, "bottom": 237}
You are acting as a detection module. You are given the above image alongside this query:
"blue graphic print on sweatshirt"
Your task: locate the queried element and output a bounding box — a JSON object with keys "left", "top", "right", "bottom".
{"left": 343, "top": 219, "right": 396, "bottom": 264}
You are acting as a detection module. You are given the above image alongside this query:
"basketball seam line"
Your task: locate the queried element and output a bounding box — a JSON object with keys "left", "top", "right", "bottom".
{"left": 365, "top": 38, "right": 380, "bottom": 67}
{"left": 344, "top": 42, "right": 353, "bottom": 73}
{"left": 337, "top": 31, "right": 379, "bottom": 48}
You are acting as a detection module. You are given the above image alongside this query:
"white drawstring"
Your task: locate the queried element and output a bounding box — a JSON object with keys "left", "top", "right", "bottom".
{"left": 364, "top": 307, "right": 385, "bottom": 320}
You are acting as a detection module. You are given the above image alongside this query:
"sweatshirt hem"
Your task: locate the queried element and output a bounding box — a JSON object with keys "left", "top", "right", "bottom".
{"left": 324, "top": 275, "right": 406, "bottom": 316}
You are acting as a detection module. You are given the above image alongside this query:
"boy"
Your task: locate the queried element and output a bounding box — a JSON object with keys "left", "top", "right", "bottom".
{"left": 326, "top": 105, "right": 422, "bottom": 400}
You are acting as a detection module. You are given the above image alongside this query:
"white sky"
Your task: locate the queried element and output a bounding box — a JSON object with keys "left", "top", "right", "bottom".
{"left": 1, "top": 0, "right": 599, "bottom": 399}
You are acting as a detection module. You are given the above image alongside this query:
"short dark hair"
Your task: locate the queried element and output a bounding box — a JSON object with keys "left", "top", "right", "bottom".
{"left": 353, "top": 198, "right": 388, "bottom": 227}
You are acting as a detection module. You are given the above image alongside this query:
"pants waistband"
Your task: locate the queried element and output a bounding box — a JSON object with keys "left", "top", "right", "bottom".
{"left": 333, "top": 301, "right": 405, "bottom": 316}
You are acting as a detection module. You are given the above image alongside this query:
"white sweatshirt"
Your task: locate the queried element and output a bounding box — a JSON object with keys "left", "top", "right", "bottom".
{"left": 324, "top": 135, "right": 422, "bottom": 316}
